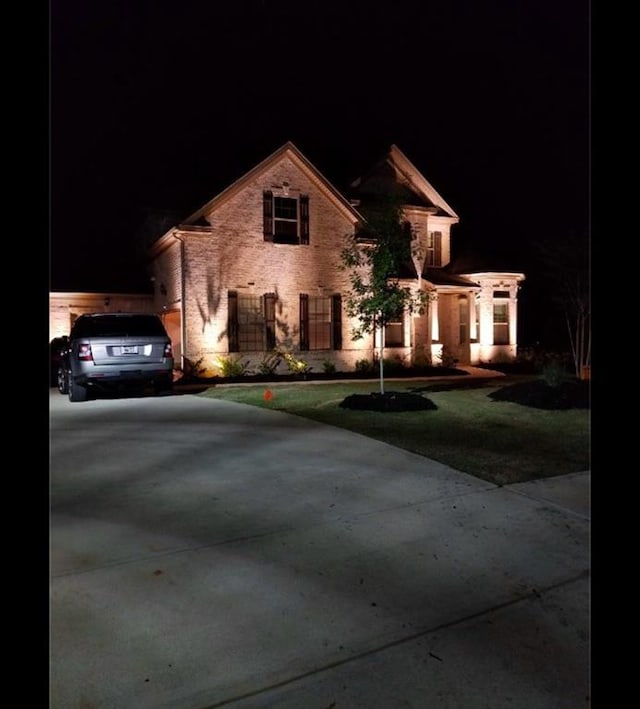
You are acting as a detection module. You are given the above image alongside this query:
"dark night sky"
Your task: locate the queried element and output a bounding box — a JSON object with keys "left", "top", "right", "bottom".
{"left": 50, "top": 0, "right": 590, "bottom": 347}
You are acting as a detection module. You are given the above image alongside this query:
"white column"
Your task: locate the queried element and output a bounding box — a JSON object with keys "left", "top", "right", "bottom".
{"left": 469, "top": 293, "right": 478, "bottom": 340}
{"left": 479, "top": 287, "right": 493, "bottom": 347}
{"left": 509, "top": 288, "right": 518, "bottom": 345}
{"left": 431, "top": 294, "right": 439, "bottom": 341}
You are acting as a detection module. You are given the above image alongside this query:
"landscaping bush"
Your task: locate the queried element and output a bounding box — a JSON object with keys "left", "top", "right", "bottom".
{"left": 281, "top": 351, "right": 312, "bottom": 375}
{"left": 355, "top": 358, "right": 374, "bottom": 373}
{"left": 322, "top": 359, "right": 337, "bottom": 374}
{"left": 256, "top": 351, "right": 282, "bottom": 376}
{"left": 215, "top": 355, "right": 252, "bottom": 378}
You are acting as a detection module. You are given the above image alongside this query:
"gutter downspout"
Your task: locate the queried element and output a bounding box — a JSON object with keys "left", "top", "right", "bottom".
{"left": 172, "top": 230, "right": 187, "bottom": 372}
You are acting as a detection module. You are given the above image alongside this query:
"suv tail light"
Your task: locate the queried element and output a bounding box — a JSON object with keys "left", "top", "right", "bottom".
{"left": 78, "top": 343, "right": 93, "bottom": 362}
{"left": 164, "top": 343, "right": 173, "bottom": 358}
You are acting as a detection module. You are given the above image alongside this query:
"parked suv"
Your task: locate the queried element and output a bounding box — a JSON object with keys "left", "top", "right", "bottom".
{"left": 50, "top": 336, "right": 69, "bottom": 387}
{"left": 57, "top": 313, "right": 174, "bottom": 402}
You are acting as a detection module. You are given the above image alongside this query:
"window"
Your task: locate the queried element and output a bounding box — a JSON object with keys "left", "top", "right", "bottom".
{"left": 459, "top": 296, "right": 468, "bottom": 344}
{"left": 385, "top": 306, "right": 404, "bottom": 347}
{"left": 299, "top": 294, "right": 342, "bottom": 350}
{"left": 70, "top": 314, "right": 167, "bottom": 338}
{"left": 263, "top": 191, "right": 309, "bottom": 244}
{"left": 426, "top": 231, "right": 442, "bottom": 267}
{"left": 228, "top": 292, "right": 275, "bottom": 352}
{"left": 264, "top": 293, "right": 276, "bottom": 350}
{"left": 493, "top": 300, "right": 509, "bottom": 345}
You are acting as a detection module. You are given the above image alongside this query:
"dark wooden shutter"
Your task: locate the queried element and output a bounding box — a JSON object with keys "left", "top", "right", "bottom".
{"left": 299, "top": 294, "right": 309, "bottom": 351}
{"left": 264, "top": 293, "right": 276, "bottom": 350}
{"left": 263, "top": 191, "right": 273, "bottom": 241}
{"left": 300, "top": 194, "right": 309, "bottom": 244}
{"left": 228, "top": 291, "right": 239, "bottom": 352}
{"left": 434, "top": 231, "right": 442, "bottom": 266}
{"left": 332, "top": 294, "right": 342, "bottom": 350}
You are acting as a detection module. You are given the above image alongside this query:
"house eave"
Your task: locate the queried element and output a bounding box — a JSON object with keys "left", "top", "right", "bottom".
{"left": 389, "top": 145, "right": 460, "bottom": 219}
{"left": 460, "top": 271, "right": 526, "bottom": 282}
{"left": 176, "top": 224, "right": 215, "bottom": 233}
{"left": 148, "top": 227, "right": 179, "bottom": 258}
{"left": 185, "top": 141, "right": 364, "bottom": 226}
{"left": 431, "top": 283, "right": 481, "bottom": 292}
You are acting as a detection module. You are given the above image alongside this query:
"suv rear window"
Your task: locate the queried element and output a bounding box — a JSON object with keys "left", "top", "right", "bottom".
{"left": 71, "top": 315, "right": 167, "bottom": 338}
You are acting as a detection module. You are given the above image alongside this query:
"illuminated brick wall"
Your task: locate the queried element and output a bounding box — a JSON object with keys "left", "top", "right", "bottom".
{"left": 168, "top": 156, "right": 371, "bottom": 373}
{"left": 49, "top": 292, "right": 156, "bottom": 340}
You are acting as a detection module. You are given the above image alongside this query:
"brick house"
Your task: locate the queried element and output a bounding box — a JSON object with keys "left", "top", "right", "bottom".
{"left": 148, "top": 142, "right": 525, "bottom": 375}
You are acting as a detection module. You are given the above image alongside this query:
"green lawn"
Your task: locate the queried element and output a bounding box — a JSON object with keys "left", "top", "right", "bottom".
{"left": 196, "top": 378, "right": 590, "bottom": 485}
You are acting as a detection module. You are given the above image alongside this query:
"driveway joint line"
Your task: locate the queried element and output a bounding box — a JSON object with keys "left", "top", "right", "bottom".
{"left": 198, "top": 569, "right": 590, "bottom": 708}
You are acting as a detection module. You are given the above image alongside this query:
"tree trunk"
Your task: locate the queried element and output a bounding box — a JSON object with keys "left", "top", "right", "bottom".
{"left": 379, "top": 325, "right": 385, "bottom": 395}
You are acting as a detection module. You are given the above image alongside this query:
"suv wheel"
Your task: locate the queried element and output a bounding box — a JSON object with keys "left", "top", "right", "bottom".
{"left": 68, "top": 374, "right": 88, "bottom": 402}
{"left": 57, "top": 366, "right": 69, "bottom": 395}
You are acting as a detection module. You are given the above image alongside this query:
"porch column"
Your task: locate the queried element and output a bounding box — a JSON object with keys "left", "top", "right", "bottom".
{"left": 412, "top": 311, "right": 429, "bottom": 367}
{"left": 430, "top": 294, "right": 439, "bottom": 342}
{"left": 509, "top": 287, "right": 518, "bottom": 345}
{"left": 469, "top": 293, "right": 478, "bottom": 341}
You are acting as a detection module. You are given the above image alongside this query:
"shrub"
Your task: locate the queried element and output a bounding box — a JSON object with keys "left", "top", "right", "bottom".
{"left": 381, "top": 354, "right": 406, "bottom": 372}
{"left": 215, "top": 355, "right": 252, "bottom": 378}
{"left": 412, "top": 349, "right": 432, "bottom": 369}
{"left": 514, "top": 346, "right": 552, "bottom": 373}
{"left": 256, "top": 351, "right": 282, "bottom": 376}
{"left": 437, "top": 346, "right": 458, "bottom": 369}
{"left": 183, "top": 355, "right": 207, "bottom": 379}
{"left": 281, "top": 351, "right": 312, "bottom": 375}
{"left": 355, "top": 358, "right": 373, "bottom": 373}
{"left": 540, "top": 356, "right": 571, "bottom": 387}
{"left": 322, "top": 359, "right": 337, "bottom": 374}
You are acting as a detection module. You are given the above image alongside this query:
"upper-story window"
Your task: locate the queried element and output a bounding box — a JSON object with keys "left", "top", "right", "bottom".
{"left": 263, "top": 191, "right": 310, "bottom": 244}
{"left": 426, "top": 231, "right": 442, "bottom": 267}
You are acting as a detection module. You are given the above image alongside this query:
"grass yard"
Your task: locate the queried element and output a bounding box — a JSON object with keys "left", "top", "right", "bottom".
{"left": 196, "top": 377, "right": 590, "bottom": 485}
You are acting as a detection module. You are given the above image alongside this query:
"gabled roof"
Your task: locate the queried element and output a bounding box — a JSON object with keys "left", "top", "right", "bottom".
{"left": 184, "top": 141, "right": 363, "bottom": 225}
{"left": 349, "top": 144, "right": 459, "bottom": 219}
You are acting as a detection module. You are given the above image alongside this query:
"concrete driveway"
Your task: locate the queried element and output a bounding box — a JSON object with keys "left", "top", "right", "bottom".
{"left": 50, "top": 389, "right": 590, "bottom": 708}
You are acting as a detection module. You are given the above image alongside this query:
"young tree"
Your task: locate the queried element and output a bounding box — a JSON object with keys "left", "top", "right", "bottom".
{"left": 340, "top": 192, "right": 430, "bottom": 394}
{"left": 534, "top": 230, "right": 590, "bottom": 378}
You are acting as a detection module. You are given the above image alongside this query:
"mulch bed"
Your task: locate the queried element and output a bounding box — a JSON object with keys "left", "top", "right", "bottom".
{"left": 339, "top": 391, "right": 438, "bottom": 412}
{"left": 487, "top": 379, "right": 590, "bottom": 410}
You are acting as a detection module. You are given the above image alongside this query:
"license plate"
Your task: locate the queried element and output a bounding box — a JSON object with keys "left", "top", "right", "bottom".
{"left": 121, "top": 346, "right": 138, "bottom": 354}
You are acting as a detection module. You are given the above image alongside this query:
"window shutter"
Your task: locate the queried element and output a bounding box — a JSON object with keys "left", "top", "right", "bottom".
{"left": 434, "top": 231, "right": 442, "bottom": 266}
{"left": 228, "top": 291, "right": 239, "bottom": 352}
{"left": 299, "top": 294, "right": 309, "bottom": 351}
{"left": 263, "top": 191, "right": 273, "bottom": 241}
{"left": 332, "top": 294, "right": 342, "bottom": 350}
{"left": 264, "top": 293, "right": 276, "bottom": 350}
{"left": 300, "top": 194, "right": 309, "bottom": 244}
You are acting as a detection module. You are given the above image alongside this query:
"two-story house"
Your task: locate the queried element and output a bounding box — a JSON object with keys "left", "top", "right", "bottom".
{"left": 148, "top": 141, "right": 525, "bottom": 375}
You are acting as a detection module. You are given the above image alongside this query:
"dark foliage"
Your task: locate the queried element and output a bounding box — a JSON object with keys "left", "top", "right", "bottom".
{"left": 182, "top": 366, "right": 466, "bottom": 386}
{"left": 488, "top": 379, "right": 590, "bottom": 410}
{"left": 338, "top": 376, "right": 590, "bottom": 412}
{"left": 340, "top": 391, "right": 438, "bottom": 412}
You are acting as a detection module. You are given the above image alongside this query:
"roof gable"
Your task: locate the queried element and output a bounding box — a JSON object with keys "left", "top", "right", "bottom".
{"left": 185, "top": 141, "right": 362, "bottom": 225}
{"left": 350, "top": 144, "right": 458, "bottom": 219}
